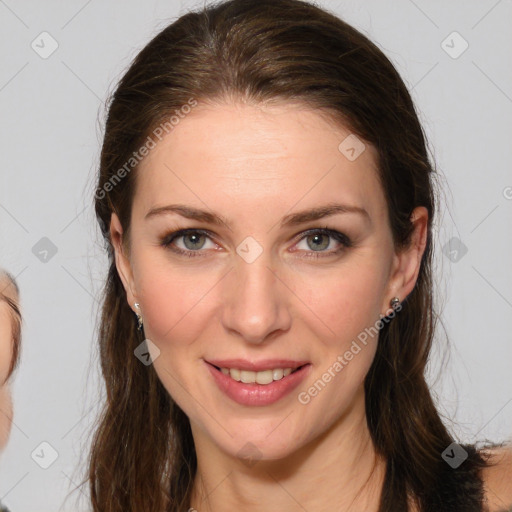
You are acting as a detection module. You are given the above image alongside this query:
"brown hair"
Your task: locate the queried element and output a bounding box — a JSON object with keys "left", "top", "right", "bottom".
{"left": 0, "top": 270, "right": 22, "bottom": 384}
{"left": 86, "top": 0, "right": 493, "bottom": 510}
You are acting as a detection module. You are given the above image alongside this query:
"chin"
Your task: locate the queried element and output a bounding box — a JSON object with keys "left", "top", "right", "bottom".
{"left": 225, "top": 436, "right": 299, "bottom": 463}
{"left": 204, "top": 415, "right": 311, "bottom": 463}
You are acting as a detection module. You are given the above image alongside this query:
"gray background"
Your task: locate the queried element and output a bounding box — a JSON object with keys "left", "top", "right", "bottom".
{"left": 0, "top": 0, "right": 511, "bottom": 510}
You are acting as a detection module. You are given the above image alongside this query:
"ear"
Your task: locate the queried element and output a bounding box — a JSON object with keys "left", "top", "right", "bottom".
{"left": 381, "top": 206, "right": 429, "bottom": 315}
{"left": 110, "top": 212, "right": 139, "bottom": 313}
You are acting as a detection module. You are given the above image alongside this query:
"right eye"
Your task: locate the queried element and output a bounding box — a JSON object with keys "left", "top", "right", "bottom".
{"left": 160, "top": 229, "right": 218, "bottom": 258}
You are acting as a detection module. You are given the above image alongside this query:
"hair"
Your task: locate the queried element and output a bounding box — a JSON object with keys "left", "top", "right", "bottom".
{"left": 0, "top": 270, "right": 22, "bottom": 385}
{"left": 87, "top": 0, "right": 495, "bottom": 510}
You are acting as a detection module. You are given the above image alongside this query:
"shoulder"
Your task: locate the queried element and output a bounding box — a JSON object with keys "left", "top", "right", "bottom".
{"left": 479, "top": 443, "right": 512, "bottom": 512}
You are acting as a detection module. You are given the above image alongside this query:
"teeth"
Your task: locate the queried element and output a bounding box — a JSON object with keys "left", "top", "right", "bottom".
{"left": 273, "top": 368, "right": 284, "bottom": 380}
{"left": 230, "top": 368, "right": 241, "bottom": 381}
{"left": 220, "top": 367, "right": 299, "bottom": 385}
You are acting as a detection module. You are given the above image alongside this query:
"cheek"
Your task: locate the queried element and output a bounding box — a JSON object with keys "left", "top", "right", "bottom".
{"left": 0, "top": 310, "right": 13, "bottom": 383}
{"left": 298, "top": 263, "right": 384, "bottom": 346}
{"left": 135, "top": 259, "right": 218, "bottom": 350}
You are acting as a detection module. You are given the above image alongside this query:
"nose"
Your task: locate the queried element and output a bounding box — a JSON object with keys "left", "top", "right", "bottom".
{"left": 221, "top": 252, "right": 292, "bottom": 345}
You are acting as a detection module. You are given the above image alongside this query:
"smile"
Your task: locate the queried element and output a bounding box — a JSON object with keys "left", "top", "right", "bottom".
{"left": 215, "top": 365, "right": 305, "bottom": 385}
{"left": 205, "top": 360, "right": 312, "bottom": 406}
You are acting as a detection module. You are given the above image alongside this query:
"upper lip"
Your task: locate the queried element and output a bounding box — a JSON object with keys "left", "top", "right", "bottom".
{"left": 206, "top": 359, "right": 310, "bottom": 372}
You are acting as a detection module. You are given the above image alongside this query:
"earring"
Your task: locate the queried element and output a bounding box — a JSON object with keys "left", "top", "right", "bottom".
{"left": 134, "top": 302, "right": 143, "bottom": 331}
{"left": 389, "top": 297, "right": 401, "bottom": 310}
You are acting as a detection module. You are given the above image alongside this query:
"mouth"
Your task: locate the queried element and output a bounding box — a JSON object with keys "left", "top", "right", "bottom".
{"left": 206, "top": 361, "right": 310, "bottom": 385}
{"left": 205, "top": 360, "right": 312, "bottom": 406}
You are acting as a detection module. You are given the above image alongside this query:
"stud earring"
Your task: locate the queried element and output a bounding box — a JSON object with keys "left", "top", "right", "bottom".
{"left": 389, "top": 297, "right": 401, "bottom": 310}
{"left": 134, "top": 302, "right": 143, "bottom": 330}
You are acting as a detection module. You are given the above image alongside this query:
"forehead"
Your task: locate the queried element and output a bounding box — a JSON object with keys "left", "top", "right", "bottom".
{"left": 134, "top": 101, "right": 386, "bottom": 224}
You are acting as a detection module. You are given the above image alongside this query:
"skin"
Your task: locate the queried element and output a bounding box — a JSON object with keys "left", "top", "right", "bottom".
{"left": 0, "top": 276, "right": 17, "bottom": 452}
{"left": 482, "top": 446, "right": 512, "bottom": 511}
{"left": 110, "top": 100, "right": 431, "bottom": 511}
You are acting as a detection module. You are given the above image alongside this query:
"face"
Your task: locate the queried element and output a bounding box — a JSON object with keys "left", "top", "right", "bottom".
{"left": 0, "top": 282, "right": 16, "bottom": 452}
{"left": 112, "top": 101, "right": 426, "bottom": 461}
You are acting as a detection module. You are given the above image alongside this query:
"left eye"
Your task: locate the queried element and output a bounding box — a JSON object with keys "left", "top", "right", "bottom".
{"left": 295, "top": 231, "right": 344, "bottom": 253}
{"left": 291, "top": 228, "right": 353, "bottom": 258}
{"left": 161, "top": 228, "right": 352, "bottom": 259}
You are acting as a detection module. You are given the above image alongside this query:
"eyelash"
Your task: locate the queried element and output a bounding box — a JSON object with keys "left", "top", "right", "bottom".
{"left": 160, "top": 228, "right": 353, "bottom": 259}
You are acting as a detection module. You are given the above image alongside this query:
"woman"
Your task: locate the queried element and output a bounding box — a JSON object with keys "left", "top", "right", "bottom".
{"left": 86, "top": 0, "right": 512, "bottom": 510}
{"left": 0, "top": 270, "right": 22, "bottom": 512}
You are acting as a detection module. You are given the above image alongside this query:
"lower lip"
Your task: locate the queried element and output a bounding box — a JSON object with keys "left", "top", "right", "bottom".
{"left": 205, "top": 361, "right": 311, "bottom": 406}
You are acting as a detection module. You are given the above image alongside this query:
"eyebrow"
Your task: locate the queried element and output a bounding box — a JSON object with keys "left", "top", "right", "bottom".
{"left": 144, "top": 202, "right": 370, "bottom": 228}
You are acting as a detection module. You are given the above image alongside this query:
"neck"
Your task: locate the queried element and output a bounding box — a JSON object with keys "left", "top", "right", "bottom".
{"left": 189, "top": 389, "right": 386, "bottom": 512}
